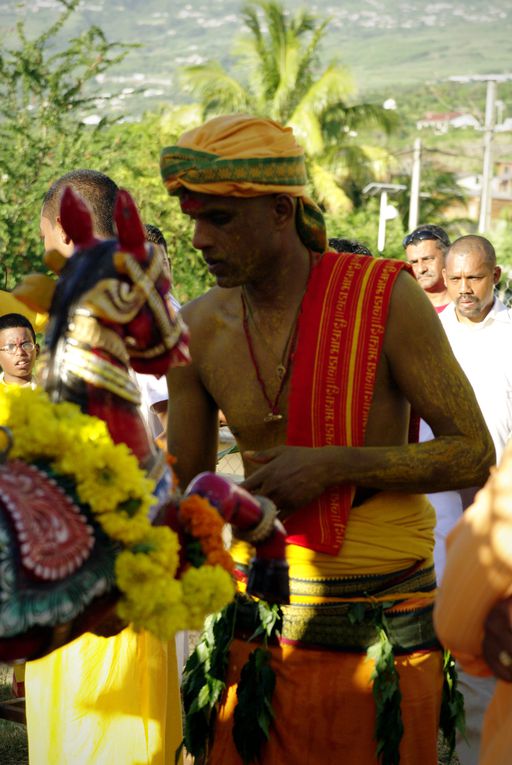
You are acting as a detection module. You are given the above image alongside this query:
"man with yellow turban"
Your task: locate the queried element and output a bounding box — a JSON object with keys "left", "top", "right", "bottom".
{"left": 161, "top": 114, "right": 493, "bottom": 764}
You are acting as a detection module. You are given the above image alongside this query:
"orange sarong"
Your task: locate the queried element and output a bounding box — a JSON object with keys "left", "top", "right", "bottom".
{"left": 208, "top": 640, "right": 443, "bottom": 765}
{"left": 216, "top": 496, "right": 442, "bottom": 765}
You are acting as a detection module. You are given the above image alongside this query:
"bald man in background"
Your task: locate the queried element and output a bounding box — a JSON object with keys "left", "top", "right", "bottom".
{"left": 441, "top": 235, "right": 512, "bottom": 468}
{"left": 439, "top": 234, "right": 512, "bottom": 765}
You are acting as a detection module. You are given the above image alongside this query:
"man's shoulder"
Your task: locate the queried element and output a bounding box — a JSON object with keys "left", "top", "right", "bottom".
{"left": 181, "top": 285, "right": 230, "bottom": 318}
{"left": 492, "top": 298, "right": 512, "bottom": 324}
{"left": 180, "top": 286, "right": 240, "bottom": 351}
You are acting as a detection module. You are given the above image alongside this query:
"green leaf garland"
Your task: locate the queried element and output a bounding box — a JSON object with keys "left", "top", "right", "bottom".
{"left": 439, "top": 650, "right": 466, "bottom": 759}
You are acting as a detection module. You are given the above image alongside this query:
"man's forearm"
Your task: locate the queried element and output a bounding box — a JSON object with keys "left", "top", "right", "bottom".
{"left": 322, "top": 436, "right": 494, "bottom": 494}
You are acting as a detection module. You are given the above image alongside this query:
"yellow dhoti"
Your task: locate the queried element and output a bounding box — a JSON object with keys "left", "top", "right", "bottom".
{"left": 25, "top": 627, "right": 183, "bottom": 765}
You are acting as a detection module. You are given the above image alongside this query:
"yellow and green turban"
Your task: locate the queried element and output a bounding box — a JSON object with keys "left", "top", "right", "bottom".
{"left": 160, "top": 114, "right": 326, "bottom": 253}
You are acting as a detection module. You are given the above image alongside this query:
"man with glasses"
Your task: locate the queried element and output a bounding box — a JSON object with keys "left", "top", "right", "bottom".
{"left": 0, "top": 313, "right": 39, "bottom": 388}
{"left": 403, "top": 224, "right": 451, "bottom": 312}
{"left": 0, "top": 313, "right": 39, "bottom": 695}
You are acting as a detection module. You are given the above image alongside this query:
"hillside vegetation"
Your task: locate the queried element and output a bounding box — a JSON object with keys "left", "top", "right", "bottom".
{"left": 2, "top": 0, "right": 511, "bottom": 110}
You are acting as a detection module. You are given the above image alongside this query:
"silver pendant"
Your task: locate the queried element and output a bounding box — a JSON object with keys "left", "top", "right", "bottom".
{"left": 264, "top": 412, "right": 284, "bottom": 423}
{"left": 276, "top": 364, "right": 286, "bottom": 380}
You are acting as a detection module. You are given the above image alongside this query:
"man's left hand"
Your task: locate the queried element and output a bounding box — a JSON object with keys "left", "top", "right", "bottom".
{"left": 241, "top": 445, "right": 330, "bottom": 512}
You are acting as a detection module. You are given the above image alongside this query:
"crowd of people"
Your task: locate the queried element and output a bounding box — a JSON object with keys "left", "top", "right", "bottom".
{"left": 1, "top": 113, "right": 511, "bottom": 765}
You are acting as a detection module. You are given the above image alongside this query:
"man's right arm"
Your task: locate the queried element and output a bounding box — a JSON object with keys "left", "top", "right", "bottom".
{"left": 166, "top": 305, "right": 219, "bottom": 489}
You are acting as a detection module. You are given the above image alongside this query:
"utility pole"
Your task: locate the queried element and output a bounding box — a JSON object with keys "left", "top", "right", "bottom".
{"left": 479, "top": 80, "right": 496, "bottom": 233}
{"left": 449, "top": 74, "right": 512, "bottom": 233}
{"left": 408, "top": 138, "right": 422, "bottom": 232}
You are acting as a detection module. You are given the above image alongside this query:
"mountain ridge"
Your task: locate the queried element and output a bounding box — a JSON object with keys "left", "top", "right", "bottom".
{"left": 3, "top": 0, "right": 512, "bottom": 115}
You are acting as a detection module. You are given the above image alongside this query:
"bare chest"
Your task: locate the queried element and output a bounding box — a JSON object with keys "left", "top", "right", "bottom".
{"left": 197, "top": 304, "right": 410, "bottom": 452}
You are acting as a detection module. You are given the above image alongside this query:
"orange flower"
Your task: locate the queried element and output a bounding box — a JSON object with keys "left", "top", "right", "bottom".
{"left": 207, "top": 549, "right": 235, "bottom": 572}
{"left": 179, "top": 494, "right": 234, "bottom": 574}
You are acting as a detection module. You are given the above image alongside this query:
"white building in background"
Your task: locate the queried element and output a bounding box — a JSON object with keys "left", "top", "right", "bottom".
{"left": 416, "top": 111, "right": 481, "bottom": 133}
{"left": 455, "top": 162, "right": 512, "bottom": 221}
{"left": 496, "top": 118, "right": 512, "bottom": 132}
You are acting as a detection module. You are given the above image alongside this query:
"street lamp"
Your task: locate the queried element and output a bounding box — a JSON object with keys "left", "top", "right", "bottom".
{"left": 363, "top": 182, "right": 406, "bottom": 253}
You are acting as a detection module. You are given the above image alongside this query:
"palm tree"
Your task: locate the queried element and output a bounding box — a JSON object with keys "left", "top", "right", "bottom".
{"left": 180, "top": 0, "right": 396, "bottom": 213}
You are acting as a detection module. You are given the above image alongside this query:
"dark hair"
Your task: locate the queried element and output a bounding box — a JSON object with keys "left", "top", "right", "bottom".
{"left": 144, "top": 224, "right": 168, "bottom": 253}
{"left": 0, "top": 313, "right": 36, "bottom": 343}
{"left": 403, "top": 224, "right": 450, "bottom": 253}
{"left": 42, "top": 170, "right": 119, "bottom": 238}
{"left": 329, "top": 237, "right": 373, "bottom": 257}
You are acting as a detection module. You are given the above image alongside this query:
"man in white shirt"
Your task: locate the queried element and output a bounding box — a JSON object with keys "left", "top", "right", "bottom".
{"left": 441, "top": 234, "right": 512, "bottom": 467}
{"left": 439, "top": 234, "right": 512, "bottom": 765}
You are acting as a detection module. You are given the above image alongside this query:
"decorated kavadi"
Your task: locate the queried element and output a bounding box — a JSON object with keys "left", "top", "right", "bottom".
{"left": 0, "top": 187, "right": 289, "bottom": 662}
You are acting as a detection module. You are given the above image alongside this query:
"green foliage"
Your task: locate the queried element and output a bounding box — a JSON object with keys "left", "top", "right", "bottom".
{"left": 181, "top": 603, "right": 237, "bottom": 760}
{"left": 394, "top": 163, "right": 470, "bottom": 233}
{"left": 232, "top": 600, "right": 281, "bottom": 764}
{"left": 93, "top": 111, "right": 212, "bottom": 303}
{"left": 368, "top": 622, "right": 404, "bottom": 765}
{"left": 233, "top": 647, "right": 276, "bottom": 764}
{"left": 325, "top": 199, "right": 407, "bottom": 260}
{"left": 492, "top": 218, "right": 512, "bottom": 272}
{"left": 439, "top": 651, "right": 466, "bottom": 760}
{"left": 348, "top": 601, "right": 404, "bottom": 765}
{"left": 0, "top": 2, "right": 208, "bottom": 303}
{"left": 0, "top": 0, "right": 130, "bottom": 288}
{"left": 181, "top": 597, "right": 282, "bottom": 764}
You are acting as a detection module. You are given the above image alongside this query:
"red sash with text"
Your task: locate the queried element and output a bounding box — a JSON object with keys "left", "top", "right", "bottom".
{"left": 285, "top": 251, "right": 413, "bottom": 555}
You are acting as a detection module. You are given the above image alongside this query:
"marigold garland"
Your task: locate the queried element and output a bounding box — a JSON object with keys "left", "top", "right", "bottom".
{"left": 0, "top": 385, "right": 235, "bottom": 640}
{"left": 179, "top": 494, "right": 235, "bottom": 573}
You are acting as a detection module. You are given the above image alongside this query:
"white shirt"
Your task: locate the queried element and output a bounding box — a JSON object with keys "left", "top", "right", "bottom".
{"left": 0, "top": 372, "right": 37, "bottom": 389}
{"left": 420, "top": 420, "right": 463, "bottom": 582}
{"left": 440, "top": 297, "right": 512, "bottom": 465}
{"left": 134, "top": 371, "right": 168, "bottom": 439}
{"left": 133, "top": 294, "right": 180, "bottom": 439}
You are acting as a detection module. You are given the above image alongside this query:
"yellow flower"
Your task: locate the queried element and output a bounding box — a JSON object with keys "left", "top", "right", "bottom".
{"left": 141, "top": 526, "right": 180, "bottom": 576}
{"left": 71, "top": 441, "right": 154, "bottom": 514}
{"left": 0, "top": 385, "right": 236, "bottom": 642}
{"left": 116, "top": 550, "right": 169, "bottom": 601}
{"left": 140, "top": 600, "right": 189, "bottom": 640}
{"left": 181, "top": 566, "right": 235, "bottom": 630}
{"left": 116, "top": 575, "right": 187, "bottom": 638}
{"left": 103, "top": 513, "right": 151, "bottom": 545}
